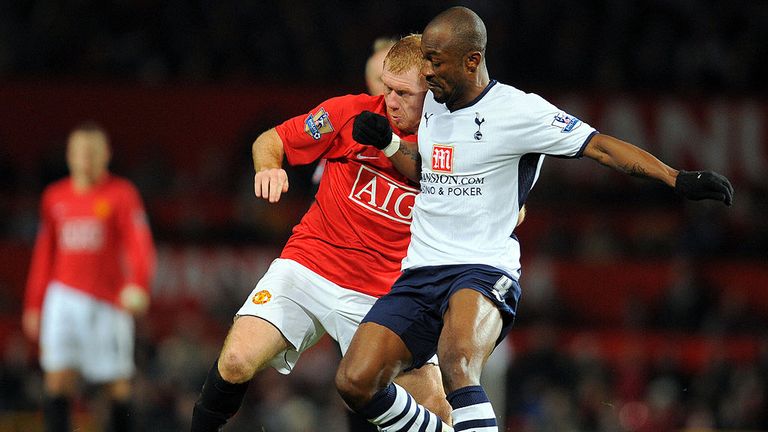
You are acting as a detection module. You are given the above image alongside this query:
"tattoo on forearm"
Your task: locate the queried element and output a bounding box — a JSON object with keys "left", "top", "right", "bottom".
{"left": 622, "top": 162, "right": 649, "bottom": 178}
{"left": 398, "top": 143, "right": 422, "bottom": 180}
{"left": 399, "top": 143, "right": 420, "bottom": 163}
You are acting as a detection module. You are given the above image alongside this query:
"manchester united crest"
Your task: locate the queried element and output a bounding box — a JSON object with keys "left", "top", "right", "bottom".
{"left": 251, "top": 290, "right": 272, "bottom": 305}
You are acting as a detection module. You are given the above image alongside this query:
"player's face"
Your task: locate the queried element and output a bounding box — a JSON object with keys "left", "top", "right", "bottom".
{"left": 67, "top": 131, "right": 110, "bottom": 183}
{"left": 381, "top": 66, "right": 427, "bottom": 135}
{"left": 421, "top": 29, "right": 466, "bottom": 107}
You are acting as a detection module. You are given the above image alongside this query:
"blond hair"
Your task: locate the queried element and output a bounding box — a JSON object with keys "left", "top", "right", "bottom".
{"left": 383, "top": 34, "right": 422, "bottom": 75}
{"left": 372, "top": 37, "right": 397, "bottom": 54}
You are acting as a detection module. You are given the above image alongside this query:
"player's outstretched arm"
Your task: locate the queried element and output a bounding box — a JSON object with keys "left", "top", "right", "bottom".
{"left": 582, "top": 133, "right": 733, "bottom": 205}
{"left": 353, "top": 111, "right": 421, "bottom": 182}
{"left": 252, "top": 128, "right": 290, "bottom": 203}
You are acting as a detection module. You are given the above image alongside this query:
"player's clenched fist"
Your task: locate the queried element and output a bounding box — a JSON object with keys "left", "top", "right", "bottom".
{"left": 353, "top": 111, "right": 401, "bottom": 157}
{"left": 674, "top": 170, "right": 734, "bottom": 206}
{"left": 353, "top": 111, "right": 392, "bottom": 148}
{"left": 255, "top": 168, "right": 289, "bottom": 203}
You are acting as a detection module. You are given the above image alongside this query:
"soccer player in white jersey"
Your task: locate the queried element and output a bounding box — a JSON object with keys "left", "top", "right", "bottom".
{"left": 336, "top": 6, "right": 734, "bottom": 432}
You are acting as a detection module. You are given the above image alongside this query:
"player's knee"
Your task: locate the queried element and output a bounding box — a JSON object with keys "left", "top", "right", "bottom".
{"left": 44, "top": 371, "right": 78, "bottom": 397}
{"left": 335, "top": 361, "right": 377, "bottom": 410}
{"left": 106, "top": 379, "right": 132, "bottom": 401}
{"left": 217, "top": 348, "right": 257, "bottom": 384}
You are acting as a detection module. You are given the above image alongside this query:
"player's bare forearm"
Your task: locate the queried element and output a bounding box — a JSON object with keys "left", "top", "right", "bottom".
{"left": 583, "top": 133, "right": 678, "bottom": 187}
{"left": 252, "top": 128, "right": 285, "bottom": 172}
{"left": 388, "top": 140, "right": 422, "bottom": 183}
{"left": 252, "top": 128, "right": 290, "bottom": 202}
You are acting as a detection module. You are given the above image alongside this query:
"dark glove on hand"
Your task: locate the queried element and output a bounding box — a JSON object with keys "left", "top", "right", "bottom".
{"left": 352, "top": 111, "right": 393, "bottom": 149}
{"left": 674, "top": 170, "right": 734, "bottom": 206}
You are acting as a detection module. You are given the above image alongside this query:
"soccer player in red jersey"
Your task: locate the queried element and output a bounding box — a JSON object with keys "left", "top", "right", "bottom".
{"left": 23, "top": 121, "right": 156, "bottom": 432}
{"left": 190, "top": 34, "right": 453, "bottom": 431}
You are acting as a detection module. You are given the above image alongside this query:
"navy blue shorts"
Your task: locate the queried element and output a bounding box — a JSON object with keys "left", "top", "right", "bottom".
{"left": 361, "top": 264, "right": 521, "bottom": 369}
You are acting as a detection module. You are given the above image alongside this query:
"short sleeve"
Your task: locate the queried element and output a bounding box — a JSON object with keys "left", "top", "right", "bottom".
{"left": 515, "top": 93, "right": 597, "bottom": 158}
{"left": 275, "top": 95, "right": 363, "bottom": 166}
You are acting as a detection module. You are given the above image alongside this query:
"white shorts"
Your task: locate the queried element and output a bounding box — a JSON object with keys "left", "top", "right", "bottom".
{"left": 237, "top": 258, "right": 379, "bottom": 374}
{"left": 40, "top": 281, "right": 135, "bottom": 383}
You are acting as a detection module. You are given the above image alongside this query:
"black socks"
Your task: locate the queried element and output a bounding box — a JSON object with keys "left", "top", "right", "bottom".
{"left": 190, "top": 360, "right": 249, "bottom": 432}
{"left": 110, "top": 399, "right": 133, "bottom": 432}
{"left": 43, "top": 395, "right": 70, "bottom": 432}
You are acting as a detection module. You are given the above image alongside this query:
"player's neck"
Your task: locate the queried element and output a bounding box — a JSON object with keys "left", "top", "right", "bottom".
{"left": 447, "top": 68, "right": 490, "bottom": 111}
{"left": 71, "top": 172, "right": 106, "bottom": 193}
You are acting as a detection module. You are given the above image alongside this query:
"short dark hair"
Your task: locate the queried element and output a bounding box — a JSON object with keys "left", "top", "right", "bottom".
{"left": 429, "top": 7, "right": 487, "bottom": 57}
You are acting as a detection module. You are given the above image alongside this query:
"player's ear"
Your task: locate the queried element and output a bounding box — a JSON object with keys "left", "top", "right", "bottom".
{"left": 465, "top": 51, "right": 482, "bottom": 73}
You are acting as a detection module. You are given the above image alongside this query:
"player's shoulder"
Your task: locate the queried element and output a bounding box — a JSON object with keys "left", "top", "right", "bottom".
{"left": 488, "top": 82, "right": 545, "bottom": 105}
{"left": 489, "top": 82, "right": 558, "bottom": 116}
{"left": 324, "top": 93, "right": 384, "bottom": 114}
{"left": 104, "top": 175, "right": 141, "bottom": 196}
{"left": 488, "top": 81, "right": 524, "bottom": 97}
{"left": 312, "top": 94, "right": 385, "bottom": 134}
{"left": 43, "top": 178, "right": 71, "bottom": 198}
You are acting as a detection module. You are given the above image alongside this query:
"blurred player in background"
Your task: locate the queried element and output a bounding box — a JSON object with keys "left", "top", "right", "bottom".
{"left": 23, "top": 121, "right": 156, "bottom": 432}
{"left": 365, "top": 37, "right": 398, "bottom": 95}
{"left": 337, "top": 6, "right": 734, "bottom": 432}
{"left": 190, "top": 34, "right": 452, "bottom": 432}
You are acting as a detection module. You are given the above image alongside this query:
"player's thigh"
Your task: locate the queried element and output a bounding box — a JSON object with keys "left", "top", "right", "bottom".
{"left": 438, "top": 288, "right": 503, "bottom": 383}
{"left": 232, "top": 259, "right": 330, "bottom": 374}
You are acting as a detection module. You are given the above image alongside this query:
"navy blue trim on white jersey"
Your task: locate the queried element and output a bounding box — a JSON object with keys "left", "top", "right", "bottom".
{"left": 550, "top": 130, "right": 599, "bottom": 159}
{"left": 450, "top": 79, "right": 498, "bottom": 112}
{"left": 575, "top": 130, "right": 599, "bottom": 158}
{"left": 517, "top": 153, "right": 542, "bottom": 208}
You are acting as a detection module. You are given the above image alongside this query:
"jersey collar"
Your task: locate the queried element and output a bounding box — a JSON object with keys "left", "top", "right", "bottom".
{"left": 449, "top": 79, "right": 497, "bottom": 112}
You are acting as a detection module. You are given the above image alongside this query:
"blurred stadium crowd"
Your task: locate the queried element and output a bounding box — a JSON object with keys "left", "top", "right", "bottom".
{"left": 0, "top": 0, "right": 766, "bottom": 92}
{"left": 1, "top": 1, "right": 767, "bottom": 431}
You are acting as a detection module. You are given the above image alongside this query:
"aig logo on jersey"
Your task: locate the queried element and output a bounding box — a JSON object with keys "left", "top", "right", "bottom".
{"left": 431, "top": 144, "right": 454, "bottom": 173}
{"left": 349, "top": 165, "right": 417, "bottom": 224}
{"left": 60, "top": 218, "right": 104, "bottom": 251}
{"left": 551, "top": 112, "right": 581, "bottom": 133}
{"left": 304, "top": 107, "right": 334, "bottom": 140}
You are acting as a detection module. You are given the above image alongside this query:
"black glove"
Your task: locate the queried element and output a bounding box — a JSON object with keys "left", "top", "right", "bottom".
{"left": 674, "top": 170, "right": 734, "bottom": 206}
{"left": 352, "top": 111, "right": 393, "bottom": 149}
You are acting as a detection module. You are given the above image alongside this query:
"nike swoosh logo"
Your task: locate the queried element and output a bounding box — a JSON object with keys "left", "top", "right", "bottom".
{"left": 356, "top": 154, "right": 379, "bottom": 160}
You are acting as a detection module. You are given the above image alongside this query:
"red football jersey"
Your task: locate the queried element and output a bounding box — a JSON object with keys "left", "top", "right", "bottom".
{"left": 277, "top": 94, "right": 418, "bottom": 297}
{"left": 24, "top": 175, "right": 156, "bottom": 312}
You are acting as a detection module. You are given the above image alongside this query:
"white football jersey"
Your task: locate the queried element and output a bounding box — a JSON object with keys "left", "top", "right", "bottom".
{"left": 403, "top": 81, "right": 597, "bottom": 277}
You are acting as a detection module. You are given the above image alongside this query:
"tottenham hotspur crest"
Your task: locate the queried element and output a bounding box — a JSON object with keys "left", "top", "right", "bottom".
{"left": 474, "top": 112, "right": 485, "bottom": 140}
